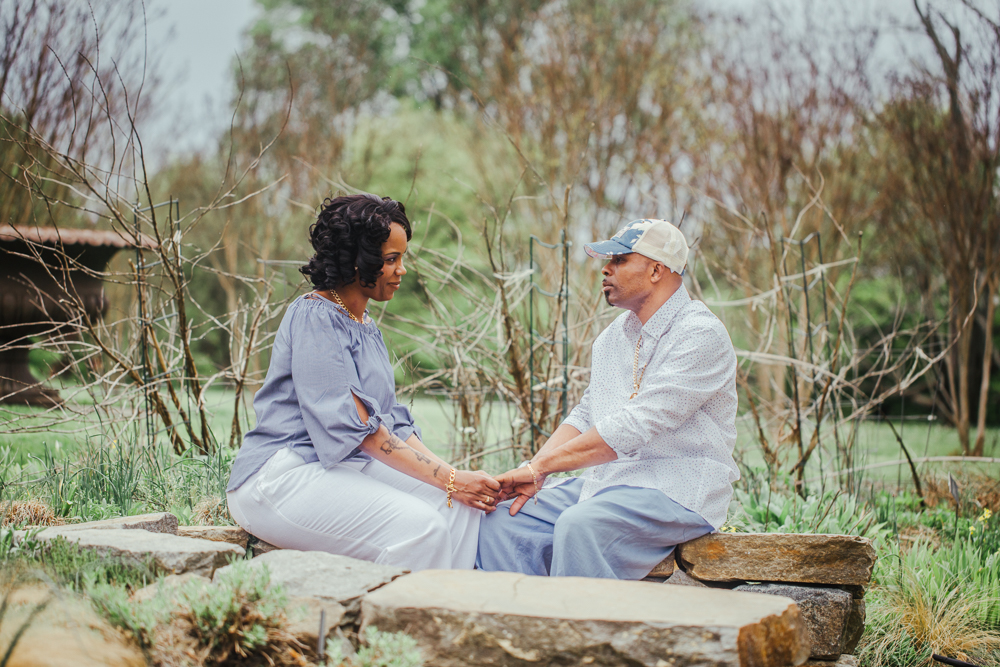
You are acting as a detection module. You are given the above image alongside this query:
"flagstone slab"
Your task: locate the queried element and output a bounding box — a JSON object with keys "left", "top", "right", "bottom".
{"left": 52, "top": 512, "right": 179, "bottom": 534}
{"left": 361, "top": 569, "right": 810, "bottom": 667}
{"left": 214, "top": 550, "right": 406, "bottom": 608}
{"left": 36, "top": 528, "right": 243, "bottom": 577}
{"left": 214, "top": 550, "right": 407, "bottom": 648}
{"left": 676, "top": 534, "right": 876, "bottom": 586}
{"left": 177, "top": 525, "right": 249, "bottom": 548}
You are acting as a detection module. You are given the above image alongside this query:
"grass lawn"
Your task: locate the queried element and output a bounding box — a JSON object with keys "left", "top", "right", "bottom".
{"left": 3, "top": 388, "right": 998, "bottom": 486}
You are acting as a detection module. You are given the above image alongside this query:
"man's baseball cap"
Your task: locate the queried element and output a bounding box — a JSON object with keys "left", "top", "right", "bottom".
{"left": 584, "top": 219, "right": 688, "bottom": 275}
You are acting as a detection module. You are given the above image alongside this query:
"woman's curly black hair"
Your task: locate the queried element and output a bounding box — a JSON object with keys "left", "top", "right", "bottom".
{"left": 300, "top": 193, "right": 412, "bottom": 290}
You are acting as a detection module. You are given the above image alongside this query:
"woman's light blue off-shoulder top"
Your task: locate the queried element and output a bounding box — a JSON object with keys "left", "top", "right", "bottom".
{"left": 227, "top": 294, "right": 420, "bottom": 492}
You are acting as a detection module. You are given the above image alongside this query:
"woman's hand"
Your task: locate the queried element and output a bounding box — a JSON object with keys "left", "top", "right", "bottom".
{"left": 451, "top": 470, "right": 501, "bottom": 513}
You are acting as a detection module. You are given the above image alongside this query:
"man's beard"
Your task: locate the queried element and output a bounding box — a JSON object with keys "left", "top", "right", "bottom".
{"left": 603, "top": 291, "right": 612, "bottom": 306}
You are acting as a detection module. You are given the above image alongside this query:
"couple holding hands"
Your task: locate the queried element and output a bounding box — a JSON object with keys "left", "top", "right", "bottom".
{"left": 227, "top": 194, "right": 739, "bottom": 580}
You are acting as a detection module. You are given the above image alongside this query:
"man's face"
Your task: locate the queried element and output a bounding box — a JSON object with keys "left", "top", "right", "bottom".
{"left": 601, "top": 253, "right": 654, "bottom": 308}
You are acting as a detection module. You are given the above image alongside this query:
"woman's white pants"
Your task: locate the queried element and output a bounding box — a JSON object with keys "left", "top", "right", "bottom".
{"left": 226, "top": 447, "right": 481, "bottom": 570}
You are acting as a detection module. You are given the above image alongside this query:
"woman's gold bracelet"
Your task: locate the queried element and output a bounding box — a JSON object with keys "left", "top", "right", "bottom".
{"left": 445, "top": 468, "right": 457, "bottom": 508}
{"left": 526, "top": 461, "right": 540, "bottom": 505}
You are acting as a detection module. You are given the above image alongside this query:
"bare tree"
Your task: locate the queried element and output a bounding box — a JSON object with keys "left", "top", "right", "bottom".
{"left": 876, "top": 0, "right": 1000, "bottom": 455}
{"left": 0, "top": 2, "right": 295, "bottom": 453}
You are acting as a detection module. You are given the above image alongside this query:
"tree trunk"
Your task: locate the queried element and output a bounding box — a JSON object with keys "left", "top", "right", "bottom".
{"left": 954, "top": 282, "right": 973, "bottom": 454}
{"left": 973, "top": 273, "right": 998, "bottom": 456}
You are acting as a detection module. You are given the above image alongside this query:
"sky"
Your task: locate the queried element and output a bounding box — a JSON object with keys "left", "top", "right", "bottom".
{"left": 147, "top": 0, "right": 259, "bottom": 162}
{"left": 146, "top": 0, "right": 937, "bottom": 164}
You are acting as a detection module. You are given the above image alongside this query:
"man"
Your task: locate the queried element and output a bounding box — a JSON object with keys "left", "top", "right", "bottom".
{"left": 477, "top": 219, "right": 739, "bottom": 580}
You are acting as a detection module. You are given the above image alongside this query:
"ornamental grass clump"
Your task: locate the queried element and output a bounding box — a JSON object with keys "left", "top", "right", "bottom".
{"left": 0, "top": 499, "right": 61, "bottom": 528}
{"left": 859, "top": 530, "right": 1000, "bottom": 667}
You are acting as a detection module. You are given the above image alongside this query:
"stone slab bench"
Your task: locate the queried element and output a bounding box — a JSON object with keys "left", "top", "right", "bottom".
{"left": 17, "top": 513, "right": 872, "bottom": 665}
{"left": 361, "top": 569, "right": 810, "bottom": 667}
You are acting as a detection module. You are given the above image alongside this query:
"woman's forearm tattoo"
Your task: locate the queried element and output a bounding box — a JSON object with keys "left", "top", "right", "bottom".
{"left": 379, "top": 434, "right": 433, "bottom": 465}
{"left": 379, "top": 434, "right": 406, "bottom": 455}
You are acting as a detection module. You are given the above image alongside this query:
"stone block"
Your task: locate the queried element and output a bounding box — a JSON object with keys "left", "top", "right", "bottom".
{"left": 214, "top": 550, "right": 405, "bottom": 612}
{"left": 250, "top": 537, "right": 282, "bottom": 557}
{"left": 36, "top": 528, "right": 243, "bottom": 577}
{"left": 648, "top": 552, "right": 675, "bottom": 578}
{"left": 45, "top": 512, "right": 178, "bottom": 535}
{"left": 177, "top": 525, "right": 249, "bottom": 548}
{"left": 361, "top": 569, "right": 810, "bottom": 667}
{"left": 842, "top": 599, "right": 865, "bottom": 653}
{"left": 677, "top": 533, "right": 876, "bottom": 586}
{"left": 287, "top": 596, "right": 345, "bottom": 649}
{"left": 665, "top": 569, "right": 708, "bottom": 587}
{"left": 734, "top": 583, "right": 851, "bottom": 659}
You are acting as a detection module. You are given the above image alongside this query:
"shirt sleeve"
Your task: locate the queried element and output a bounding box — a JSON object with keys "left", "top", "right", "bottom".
{"left": 595, "top": 325, "right": 735, "bottom": 457}
{"left": 390, "top": 401, "right": 422, "bottom": 442}
{"left": 290, "top": 306, "right": 385, "bottom": 467}
{"left": 562, "top": 384, "right": 593, "bottom": 433}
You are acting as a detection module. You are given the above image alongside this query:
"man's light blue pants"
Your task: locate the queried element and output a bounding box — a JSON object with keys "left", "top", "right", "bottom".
{"left": 476, "top": 477, "right": 714, "bottom": 580}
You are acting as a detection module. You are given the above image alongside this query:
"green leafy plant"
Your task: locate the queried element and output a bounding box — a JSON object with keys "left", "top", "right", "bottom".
{"left": 727, "top": 483, "right": 889, "bottom": 544}
{"left": 324, "top": 626, "right": 423, "bottom": 667}
{"left": 179, "top": 561, "right": 292, "bottom": 662}
{"left": 86, "top": 573, "right": 171, "bottom": 648}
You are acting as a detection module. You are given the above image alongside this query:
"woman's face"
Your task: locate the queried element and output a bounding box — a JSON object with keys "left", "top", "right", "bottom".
{"left": 362, "top": 222, "right": 408, "bottom": 302}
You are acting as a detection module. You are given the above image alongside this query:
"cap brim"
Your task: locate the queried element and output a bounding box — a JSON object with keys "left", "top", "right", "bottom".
{"left": 584, "top": 239, "right": 633, "bottom": 259}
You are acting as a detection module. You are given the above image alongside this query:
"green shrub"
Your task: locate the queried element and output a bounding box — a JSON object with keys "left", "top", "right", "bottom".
{"left": 86, "top": 573, "right": 171, "bottom": 648}
{"left": 179, "top": 561, "right": 290, "bottom": 661}
{"left": 726, "top": 482, "right": 889, "bottom": 543}
{"left": 325, "top": 626, "right": 423, "bottom": 667}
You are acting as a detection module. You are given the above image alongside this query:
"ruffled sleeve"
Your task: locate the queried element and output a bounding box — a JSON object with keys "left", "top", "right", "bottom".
{"left": 290, "top": 305, "right": 386, "bottom": 467}
{"left": 390, "top": 402, "right": 422, "bottom": 442}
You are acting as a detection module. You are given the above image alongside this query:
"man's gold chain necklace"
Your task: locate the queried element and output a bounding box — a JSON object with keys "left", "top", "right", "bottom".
{"left": 329, "top": 290, "right": 362, "bottom": 324}
{"left": 630, "top": 333, "right": 647, "bottom": 400}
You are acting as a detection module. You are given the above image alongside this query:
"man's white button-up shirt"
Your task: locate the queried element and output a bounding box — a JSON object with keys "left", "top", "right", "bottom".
{"left": 562, "top": 283, "right": 739, "bottom": 529}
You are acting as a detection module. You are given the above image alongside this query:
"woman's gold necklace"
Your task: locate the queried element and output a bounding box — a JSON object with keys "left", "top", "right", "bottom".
{"left": 329, "top": 290, "right": 362, "bottom": 324}
{"left": 630, "top": 333, "right": 647, "bottom": 400}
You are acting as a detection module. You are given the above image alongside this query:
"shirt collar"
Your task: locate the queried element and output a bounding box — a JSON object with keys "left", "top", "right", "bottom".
{"left": 626, "top": 283, "right": 690, "bottom": 338}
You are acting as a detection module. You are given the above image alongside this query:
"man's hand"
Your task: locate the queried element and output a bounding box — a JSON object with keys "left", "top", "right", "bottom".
{"left": 494, "top": 465, "right": 547, "bottom": 516}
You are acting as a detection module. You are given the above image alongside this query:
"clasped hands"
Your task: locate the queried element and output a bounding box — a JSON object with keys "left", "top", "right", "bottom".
{"left": 493, "top": 463, "right": 547, "bottom": 515}
{"left": 451, "top": 464, "right": 545, "bottom": 514}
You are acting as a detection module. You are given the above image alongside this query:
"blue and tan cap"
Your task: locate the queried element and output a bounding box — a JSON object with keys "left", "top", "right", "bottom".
{"left": 584, "top": 219, "right": 688, "bottom": 275}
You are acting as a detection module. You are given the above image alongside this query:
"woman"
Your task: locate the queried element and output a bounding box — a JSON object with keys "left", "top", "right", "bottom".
{"left": 227, "top": 193, "right": 499, "bottom": 571}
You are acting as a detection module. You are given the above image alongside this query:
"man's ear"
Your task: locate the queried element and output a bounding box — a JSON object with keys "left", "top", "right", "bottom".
{"left": 649, "top": 261, "right": 665, "bottom": 283}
